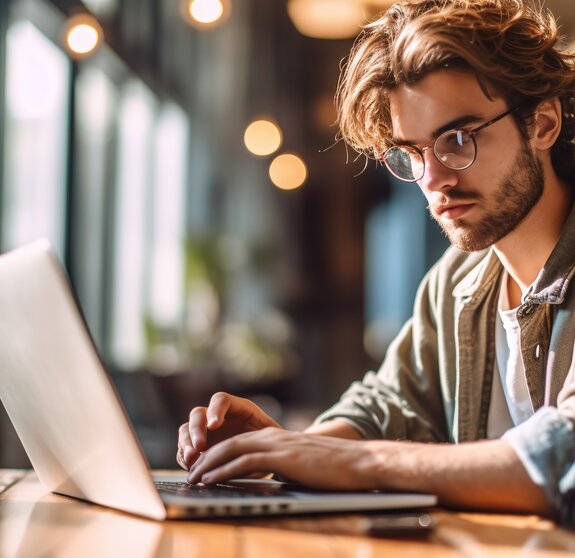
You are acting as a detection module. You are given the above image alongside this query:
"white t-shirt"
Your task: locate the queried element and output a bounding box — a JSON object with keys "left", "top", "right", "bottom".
{"left": 487, "top": 271, "right": 535, "bottom": 439}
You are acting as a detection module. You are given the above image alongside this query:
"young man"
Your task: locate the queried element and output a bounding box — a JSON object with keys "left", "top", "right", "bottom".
{"left": 177, "top": 0, "right": 575, "bottom": 525}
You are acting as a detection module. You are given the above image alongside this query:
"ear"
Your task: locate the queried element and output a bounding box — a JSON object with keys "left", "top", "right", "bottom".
{"left": 532, "top": 98, "right": 562, "bottom": 151}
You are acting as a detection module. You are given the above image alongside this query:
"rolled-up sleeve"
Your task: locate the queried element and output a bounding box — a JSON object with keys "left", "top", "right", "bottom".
{"left": 502, "top": 406, "right": 575, "bottom": 527}
{"left": 312, "top": 262, "right": 450, "bottom": 444}
{"left": 312, "top": 362, "right": 445, "bottom": 442}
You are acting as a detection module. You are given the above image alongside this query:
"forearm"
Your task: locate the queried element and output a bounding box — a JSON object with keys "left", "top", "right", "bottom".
{"left": 187, "top": 426, "right": 551, "bottom": 517}
{"left": 366, "top": 438, "right": 550, "bottom": 515}
{"left": 305, "top": 419, "right": 364, "bottom": 440}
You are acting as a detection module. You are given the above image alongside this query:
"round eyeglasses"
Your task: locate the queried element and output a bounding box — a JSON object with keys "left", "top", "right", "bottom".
{"left": 381, "top": 106, "right": 520, "bottom": 182}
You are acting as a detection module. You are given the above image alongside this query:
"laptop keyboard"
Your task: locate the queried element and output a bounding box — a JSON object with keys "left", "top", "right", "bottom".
{"left": 154, "top": 481, "right": 285, "bottom": 499}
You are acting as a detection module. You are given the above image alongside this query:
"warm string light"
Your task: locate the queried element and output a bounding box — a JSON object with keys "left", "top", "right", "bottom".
{"left": 287, "top": 0, "right": 365, "bottom": 39}
{"left": 180, "top": 0, "right": 394, "bottom": 34}
{"left": 190, "top": 0, "right": 223, "bottom": 23}
{"left": 62, "top": 14, "right": 104, "bottom": 59}
{"left": 287, "top": 0, "right": 396, "bottom": 39}
{"left": 182, "top": 0, "right": 231, "bottom": 28}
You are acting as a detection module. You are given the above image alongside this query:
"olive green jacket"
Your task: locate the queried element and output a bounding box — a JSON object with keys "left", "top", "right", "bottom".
{"left": 315, "top": 207, "right": 575, "bottom": 525}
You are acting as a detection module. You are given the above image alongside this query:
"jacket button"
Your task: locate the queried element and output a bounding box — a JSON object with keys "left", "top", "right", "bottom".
{"left": 534, "top": 344, "right": 541, "bottom": 359}
{"left": 522, "top": 305, "right": 535, "bottom": 316}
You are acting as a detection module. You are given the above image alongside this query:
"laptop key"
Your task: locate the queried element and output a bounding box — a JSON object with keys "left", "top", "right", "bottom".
{"left": 154, "top": 481, "right": 284, "bottom": 498}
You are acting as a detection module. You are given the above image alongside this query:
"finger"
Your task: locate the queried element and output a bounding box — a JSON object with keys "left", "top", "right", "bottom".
{"left": 187, "top": 430, "right": 276, "bottom": 483}
{"left": 187, "top": 407, "right": 209, "bottom": 451}
{"left": 177, "top": 423, "right": 196, "bottom": 467}
{"left": 178, "top": 422, "right": 192, "bottom": 449}
{"left": 183, "top": 445, "right": 202, "bottom": 469}
{"left": 206, "top": 392, "right": 234, "bottom": 430}
{"left": 199, "top": 453, "right": 279, "bottom": 485}
{"left": 176, "top": 449, "right": 186, "bottom": 470}
{"left": 176, "top": 435, "right": 202, "bottom": 470}
{"left": 187, "top": 446, "right": 231, "bottom": 484}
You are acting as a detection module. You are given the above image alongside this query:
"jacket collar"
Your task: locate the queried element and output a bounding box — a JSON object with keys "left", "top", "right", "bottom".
{"left": 452, "top": 248, "right": 501, "bottom": 300}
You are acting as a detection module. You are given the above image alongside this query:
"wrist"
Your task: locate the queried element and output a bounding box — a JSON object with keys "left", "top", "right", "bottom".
{"left": 357, "top": 440, "right": 394, "bottom": 490}
{"left": 362, "top": 440, "right": 433, "bottom": 492}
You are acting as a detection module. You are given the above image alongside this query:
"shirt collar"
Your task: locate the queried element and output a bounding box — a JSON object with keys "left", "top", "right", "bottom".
{"left": 524, "top": 202, "right": 575, "bottom": 305}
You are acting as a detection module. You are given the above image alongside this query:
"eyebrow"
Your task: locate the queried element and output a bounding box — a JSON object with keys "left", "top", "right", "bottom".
{"left": 391, "top": 113, "right": 484, "bottom": 146}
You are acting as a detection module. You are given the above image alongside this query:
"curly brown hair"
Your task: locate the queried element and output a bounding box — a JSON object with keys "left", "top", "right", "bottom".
{"left": 336, "top": 0, "right": 575, "bottom": 182}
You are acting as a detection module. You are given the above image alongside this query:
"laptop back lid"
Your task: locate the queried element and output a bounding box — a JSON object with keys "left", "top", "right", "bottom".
{"left": 0, "top": 240, "right": 166, "bottom": 520}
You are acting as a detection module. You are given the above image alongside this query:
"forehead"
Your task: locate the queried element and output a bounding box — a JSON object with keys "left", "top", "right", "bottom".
{"left": 388, "top": 69, "right": 507, "bottom": 143}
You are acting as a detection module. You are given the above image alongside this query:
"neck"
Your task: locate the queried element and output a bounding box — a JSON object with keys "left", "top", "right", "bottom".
{"left": 494, "top": 173, "right": 572, "bottom": 309}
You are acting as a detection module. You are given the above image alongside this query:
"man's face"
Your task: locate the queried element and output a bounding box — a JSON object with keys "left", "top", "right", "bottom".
{"left": 388, "top": 70, "right": 544, "bottom": 252}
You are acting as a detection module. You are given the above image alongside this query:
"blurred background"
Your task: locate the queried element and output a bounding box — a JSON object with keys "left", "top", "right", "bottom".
{"left": 0, "top": 0, "right": 573, "bottom": 468}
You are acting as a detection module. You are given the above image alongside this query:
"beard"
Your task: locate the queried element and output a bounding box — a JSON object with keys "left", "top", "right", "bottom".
{"left": 428, "top": 143, "right": 544, "bottom": 252}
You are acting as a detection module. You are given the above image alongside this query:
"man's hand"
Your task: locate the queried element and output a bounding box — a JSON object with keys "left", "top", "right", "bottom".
{"left": 185, "top": 430, "right": 550, "bottom": 516}
{"left": 186, "top": 427, "right": 379, "bottom": 489}
{"left": 176, "top": 392, "right": 282, "bottom": 471}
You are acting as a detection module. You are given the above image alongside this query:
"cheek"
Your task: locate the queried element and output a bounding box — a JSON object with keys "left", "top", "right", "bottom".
{"left": 471, "top": 134, "right": 520, "bottom": 180}
{"left": 459, "top": 147, "right": 509, "bottom": 190}
{"left": 480, "top": 151, "right": 507, "bottom": 175}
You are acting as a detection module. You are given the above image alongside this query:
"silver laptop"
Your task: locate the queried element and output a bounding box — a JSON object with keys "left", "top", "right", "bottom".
{"left": 0, "top": 240, "right": 437, "bottom": 520}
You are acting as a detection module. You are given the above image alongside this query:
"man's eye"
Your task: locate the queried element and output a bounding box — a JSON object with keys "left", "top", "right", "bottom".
{"left": 441, "top": 130, "right": 471, "bottom": 149}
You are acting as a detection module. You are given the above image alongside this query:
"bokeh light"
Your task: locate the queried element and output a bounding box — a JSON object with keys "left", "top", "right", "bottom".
{"left": 63, "top": 15, "right": 103, "bottom": 58}
{"left": 269, "top": 153, "right": 307, "bottom": 191}
{"left": 244, "top": 119, "right": 283, "bottom": 156}
{"left": 183, "top": 0, "right": 230, "bottom": 27}
{"left": 287, "top": 0, "right": 365, "bottom": 39}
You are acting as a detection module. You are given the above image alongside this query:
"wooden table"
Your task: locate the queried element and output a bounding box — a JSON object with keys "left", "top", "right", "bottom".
{"left": 1, "top": 470, "right": 575, "bottom": 557}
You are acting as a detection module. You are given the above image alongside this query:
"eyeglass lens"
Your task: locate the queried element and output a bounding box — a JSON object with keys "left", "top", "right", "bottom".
{"left": 434, "top": 130, "right": 475, "bottom": 169}
{"left": 384, "top": 129, "right": 476, "bottom": 182}
{"left": 384, "top": 145, "right": 422, "bottom": 182}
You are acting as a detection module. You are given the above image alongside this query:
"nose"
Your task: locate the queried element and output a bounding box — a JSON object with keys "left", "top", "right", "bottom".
{"left": 417, "top": 148, "right": 458, "bottom": 194}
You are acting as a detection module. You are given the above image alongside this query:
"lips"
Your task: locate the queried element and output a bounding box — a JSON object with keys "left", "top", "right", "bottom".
{"left": 435, "top": 202, "right": 475, "bottom": 220}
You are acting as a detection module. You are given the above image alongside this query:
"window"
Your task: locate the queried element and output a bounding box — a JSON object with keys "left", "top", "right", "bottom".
{"left": 109, "top": 80, "right": 156, "bottom": 369}
{"left": 2, "top": 20, "right": 70, "bottom": 258}
{"left": 148, "top": 103, "right": 188, "bottom": 331}
{"left": 73, "top": 66, "right": 118, "bottom": 349}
